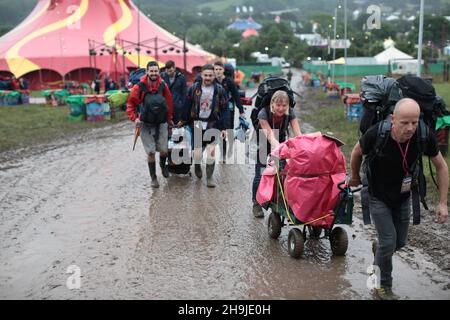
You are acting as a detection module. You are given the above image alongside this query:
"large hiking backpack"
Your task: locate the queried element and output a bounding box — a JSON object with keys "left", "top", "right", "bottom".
{"left": 128, "top": 68, "right": 146, "bottom": 87}
{"left": 251, "top": 76, "right": 296, "bottom": 129}
{"left": 359, "top": 75, "right": 402, "bottom": 134}
{"left": 397, "top": 75, "right": 449, "bottom": 132}
{"left": 360, "top": 74, "right": 449, "bottom": 134}
{"left": 139, "top": 81, "right": 168, "bottom": 125}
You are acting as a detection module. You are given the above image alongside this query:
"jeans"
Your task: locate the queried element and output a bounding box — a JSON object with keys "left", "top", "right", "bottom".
{"left": 252, "top": 162, "right": 266, "bottom": 203}
{"left": 369, "top": 195, "right": 410, "bottom": 288}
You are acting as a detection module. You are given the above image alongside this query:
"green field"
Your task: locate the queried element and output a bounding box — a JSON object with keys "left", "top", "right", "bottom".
{"left": 198, "top": 0, "right": 243, "bottom": 12}
{"left": 434, "top": 82, "right": 450, "bottom": 106}
{"left": 0, "top": 104, "right": 127, "bottom": 153}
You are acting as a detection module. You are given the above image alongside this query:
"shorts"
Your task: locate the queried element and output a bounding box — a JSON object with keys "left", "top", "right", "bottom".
{"left": 191, "top": 123, "right": 220, "bottom": 150}
{"left": 140, "top": 122, "right": 168, "bottom": 154}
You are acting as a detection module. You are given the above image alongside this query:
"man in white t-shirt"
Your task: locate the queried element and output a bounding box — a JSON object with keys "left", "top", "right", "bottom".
{"left": 184, "top": 64, "right": 228, "bottom": 187}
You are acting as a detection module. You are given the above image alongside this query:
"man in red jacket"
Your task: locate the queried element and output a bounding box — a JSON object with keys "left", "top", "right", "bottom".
{"left": 127, "top": 61, "right": 174, "bottom": 188}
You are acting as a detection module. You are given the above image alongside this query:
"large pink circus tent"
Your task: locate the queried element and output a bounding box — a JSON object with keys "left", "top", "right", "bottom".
{"left": 0, "top": 0, "right": 216, "bottom": 88}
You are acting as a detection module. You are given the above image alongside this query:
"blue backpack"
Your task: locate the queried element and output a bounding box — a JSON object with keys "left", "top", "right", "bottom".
{"left": 128, "top": 68, "right": 146, "bottom": 87}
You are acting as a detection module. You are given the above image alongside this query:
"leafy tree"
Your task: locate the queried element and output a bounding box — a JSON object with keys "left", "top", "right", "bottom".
{"left": 407, "top": 15, "right": 450, "bottom": 49}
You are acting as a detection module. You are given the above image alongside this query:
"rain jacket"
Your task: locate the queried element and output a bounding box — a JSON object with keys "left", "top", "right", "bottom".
{"left": 126, "top": 74, "right": 174, "bottom": 123}
{"left": 160, "top": 69, "right": 187, "bottom": 123}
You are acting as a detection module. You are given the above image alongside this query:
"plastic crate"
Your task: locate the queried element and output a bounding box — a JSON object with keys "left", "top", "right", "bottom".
{"left": 346, "top": 103, "right": 362, "bottom": 121}
{"left": 312, "top": 79, "right": 321, "bottom": 87}
{"left": 21, "top": 94, "right": 29, "bottom": 104}
{"left": 86, "top": 101, "right": 104, "bottom": 122}
{"left": 67, "top": 95, "right": 86, "bottom": 118}
{"left": 5, "top": 91, "right": 21, "bottom": 105}
{"left": 102, "top": 102, "right": 111, "bottom": 120}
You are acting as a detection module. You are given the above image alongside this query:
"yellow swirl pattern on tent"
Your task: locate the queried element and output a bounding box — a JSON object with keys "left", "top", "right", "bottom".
{"left": 6, "top": 0, "right": 88, "bottom": 78}
{"left": 103, "top": 0, "right": 163, "bottom": 70}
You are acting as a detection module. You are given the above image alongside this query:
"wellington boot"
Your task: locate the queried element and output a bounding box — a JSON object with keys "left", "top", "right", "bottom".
{"left": 194, "top": 164, "right": 203, "bottom": 179}
{"left": 206, "top": 164, "right": 216, "bottom": 188}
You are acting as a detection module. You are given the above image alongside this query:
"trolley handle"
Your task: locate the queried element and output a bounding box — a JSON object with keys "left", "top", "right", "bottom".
{"left": 338, "top": 180, "right": 362, "bottom": 193}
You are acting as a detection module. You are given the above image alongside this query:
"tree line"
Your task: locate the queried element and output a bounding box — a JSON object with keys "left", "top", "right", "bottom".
{"left": 0, "top": 0, "right": 449, "bottom": 66}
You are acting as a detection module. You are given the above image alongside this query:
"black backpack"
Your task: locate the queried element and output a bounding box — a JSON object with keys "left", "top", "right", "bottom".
{"left": 397, "top": 75, "right": 449, "bottom": 132}
{"left": 139, "top": 81, "right": 168, "bottom": 125}
{"left": 359, "top": 75, "right": 402, "bottom": 134}
{"left": 250, "top": 77, "right": 296, "bottom": 129}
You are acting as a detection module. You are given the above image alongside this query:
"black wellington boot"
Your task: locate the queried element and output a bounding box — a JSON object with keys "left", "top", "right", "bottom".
{"left": 148, "top": 162, "right": 159, "bottom": 188}
{"left": 206, "top": 163, "right": 216, "bottom": 188}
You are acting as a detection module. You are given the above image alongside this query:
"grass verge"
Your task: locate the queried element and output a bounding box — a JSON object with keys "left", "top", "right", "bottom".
{"left": 0, "top": 104, "right": 127, "bottom": 153}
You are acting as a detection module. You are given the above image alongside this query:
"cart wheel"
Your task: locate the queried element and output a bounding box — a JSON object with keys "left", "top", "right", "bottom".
{"left": 329, "top": 227, "right": 348, "bottom": 256}
{"left": 268, "top": 212, "right": 282, "bottom": 239}
{"left": 308, "top": 226, "right": 322, "bottom": 239}
{"left": 288, "top": 228, "right": 304, "bottom": 259}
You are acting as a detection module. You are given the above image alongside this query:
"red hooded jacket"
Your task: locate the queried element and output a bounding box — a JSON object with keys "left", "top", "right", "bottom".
{"left": 126, "top": 74, "right": 174, "bottom": 122}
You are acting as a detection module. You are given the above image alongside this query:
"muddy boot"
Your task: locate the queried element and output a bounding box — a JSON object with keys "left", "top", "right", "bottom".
{"left": 206, "top": 163, "right": 216, "bottom": 188}
{"left": 148, "top": 162, "right": 159, "bottom": 188}
{"left": 374, "top": 286, "right": 400, "bottom": 300}
{"left": 160, "top": 156, "right": 169, "bottom": 178}
{"left": 194, "top": 164, "right": 203, "bottom": 179}
{"left": 252, "top": 202, "right": 264, "bottom": 218}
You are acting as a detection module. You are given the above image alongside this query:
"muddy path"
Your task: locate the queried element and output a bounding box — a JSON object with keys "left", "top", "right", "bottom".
{"left": 0, "top": 70, "right": 448, "bottom": 299}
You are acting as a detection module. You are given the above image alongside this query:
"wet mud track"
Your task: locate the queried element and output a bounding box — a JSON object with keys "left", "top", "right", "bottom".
{"left": 0, "top": 71, "right": 448, "bottom": 299}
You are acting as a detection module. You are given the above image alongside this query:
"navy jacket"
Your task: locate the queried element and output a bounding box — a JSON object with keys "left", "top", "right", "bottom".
{"left": 160, "top": 70, "right": 187, "bottom": 123}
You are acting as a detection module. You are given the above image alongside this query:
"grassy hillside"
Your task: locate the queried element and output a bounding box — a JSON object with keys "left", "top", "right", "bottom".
{"left": 198, "top": 0, "right": 243, "bottom": 12}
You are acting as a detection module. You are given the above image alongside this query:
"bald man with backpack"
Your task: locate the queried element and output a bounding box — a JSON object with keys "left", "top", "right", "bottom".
{"left": 349, "top": 98, "right": 448, "bottom": 300}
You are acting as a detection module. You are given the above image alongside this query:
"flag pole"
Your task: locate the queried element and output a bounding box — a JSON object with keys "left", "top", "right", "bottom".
{"left": 417, "top": 0, "right": 424, "bottom": 77}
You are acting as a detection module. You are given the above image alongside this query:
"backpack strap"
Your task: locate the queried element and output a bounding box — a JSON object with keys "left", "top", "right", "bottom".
{"left": 158, "top": 80, "right": 166, "bottom": 95}
{"left": 138, "top": 81, "right": 148, "bottom": 97}
{"left": 283, "top": 112, "right": 290, "bottom": 137}
{"left": 266, "top": 107, "right": 290, "bottom": 137}
{"left": 139, "top": 81, "right": 165, "bottom": 97}
{"left": 374, "top": 118, "right": 391, "bottom": 156}
{"left": 409, "top": 120, "right": 430, "bottom": 225}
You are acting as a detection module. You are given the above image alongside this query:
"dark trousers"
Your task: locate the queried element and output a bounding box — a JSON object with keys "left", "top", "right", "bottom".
{"left": 369, "top": 195, "right": 410, "bottom": 288}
